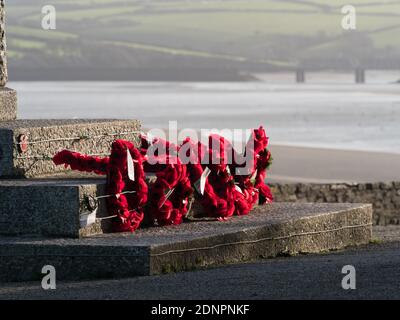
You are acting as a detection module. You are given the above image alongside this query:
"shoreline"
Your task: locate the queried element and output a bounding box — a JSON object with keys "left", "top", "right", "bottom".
{"left": 141, "top": 128, "right": 400, "bottom": 183}
{"left": 270, "top": 142, "right": 400, "bottom": 156}
{"left": 268, "top": 144, "right": 400, "bottom": 183}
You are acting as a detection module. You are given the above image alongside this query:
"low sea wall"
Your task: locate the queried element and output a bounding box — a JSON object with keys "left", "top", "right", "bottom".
{"left": 271, "top": 182, "right": 400, "bottom": 225}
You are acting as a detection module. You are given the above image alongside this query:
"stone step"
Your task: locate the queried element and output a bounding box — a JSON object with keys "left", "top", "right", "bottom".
{"left": 0, "top": 178, "right": 109, "bottom": 238}
{"left": 0, "top": 203, "right": 372, "bottom": 282}
{"left": 0, "top": 177, "right": 205, "bottom": 238}
{"left": 0, "top": 119, "right": 141, "bottom": 178}
{"left": 0, "top": 87, "right": 17, "bottom": 121}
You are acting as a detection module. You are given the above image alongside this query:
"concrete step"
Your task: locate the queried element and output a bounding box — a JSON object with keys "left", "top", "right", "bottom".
{"left": 0, "top": 119, "right": 141, "bottom": 178}
{"left": 0, "top": 203, "right": 372, "bottom": 282}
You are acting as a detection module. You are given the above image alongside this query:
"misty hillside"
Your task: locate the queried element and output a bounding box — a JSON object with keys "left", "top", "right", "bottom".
{"left": 6, "top": 0, "right": 400, "bottom": 81}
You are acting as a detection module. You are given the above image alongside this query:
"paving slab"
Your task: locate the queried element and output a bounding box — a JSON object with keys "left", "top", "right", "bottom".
{"left": 0, "top": 87, "right": 17, "bottom": 121}
{"left": 0, "top": 119, "right": 141, "bottom": 178}
{"left": 0, "top": 203, "right": 372, "bottom": 282}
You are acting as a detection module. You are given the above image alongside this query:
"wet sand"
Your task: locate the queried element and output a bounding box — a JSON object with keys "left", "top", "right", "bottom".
{"left": 11, "top": 81, "right": 400, "bottom": 183}
{"left": 268, "top": 145, "right": 400, "bottom": 183}
{"left": 13, "top": 81, "right": 400, "bottom": 154}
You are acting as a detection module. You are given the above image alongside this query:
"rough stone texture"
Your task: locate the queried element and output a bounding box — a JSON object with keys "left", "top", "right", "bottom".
{"left": 0, "top": 203, "right": 372, "bottom": 282}
{"left": 271, "top": 182, "right": 400, "bottom": 226}
{"left": 373, "top": 225, "right": 400, "bottom": 243}
{"left": 0, "top": 1, "right": 8, "bottom": 87}
{"left": 0, "top": 177, "right": 206, "bottom": 238}
{"left": 0, "top": 87, "right": 15, "bottom": 121}
{"left": 0, "top": 119, "right": 141, "bottom": 178}
{"left": 0, "top": 178, "right": 112, "bottom": 238}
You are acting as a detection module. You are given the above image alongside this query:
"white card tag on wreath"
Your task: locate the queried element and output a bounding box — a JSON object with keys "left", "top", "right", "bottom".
{"left": 127, "top": 149, "right": 135, "bottom": 181}
{"left": 194, "top": 167, "right": 211, "bottom": 195}
{"left": 250, "top": 169, "right": 258, "bottom": 186}
{"left": 160, "top": 188, "right": 175, "bottom": 208}
{"left": 80, "top": 210, "right": 97, "bottom": 228}
{"left": 234, "top": 185, "right": 244, "bottom": 195}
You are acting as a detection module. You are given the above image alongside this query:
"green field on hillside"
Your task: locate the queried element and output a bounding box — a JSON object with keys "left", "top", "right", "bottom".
{"left": 6, "top": 0, "right": 400, "bottom": 74}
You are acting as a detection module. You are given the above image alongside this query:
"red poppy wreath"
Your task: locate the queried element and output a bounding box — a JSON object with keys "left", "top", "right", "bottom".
{"left": 53, "top": 126, "right": 273, "bottom": 233}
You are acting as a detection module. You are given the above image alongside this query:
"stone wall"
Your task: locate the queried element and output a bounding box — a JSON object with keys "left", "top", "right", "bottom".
{"left": 270, "top": 182, "right": 400, "bottom": 225}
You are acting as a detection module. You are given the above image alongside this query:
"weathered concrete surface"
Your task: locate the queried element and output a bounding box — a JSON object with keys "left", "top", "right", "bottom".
{"left": 0, "top": 178, "right": 111, "bottom": 238}
{"left": 0, "top": 235, "right": 397, "bottom": 300}
{"left": 0, "top": 119, "right": 141, "bottom": 178}
{"left": 0, "top": 203, "right": 372, "bottom": 282}
{"left": 0, "top": 87, "right": 16, "bottom": 121}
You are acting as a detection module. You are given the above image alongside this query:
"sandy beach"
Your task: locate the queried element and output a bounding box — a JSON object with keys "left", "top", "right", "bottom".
{"left": 13, "top": 81, "right": 400, "bottom": 155}
{"left": 269, "top": 144, "right": 400, "bottom": 183}
{"left": 11, "top": 81, "right": 400, "bottom": 184}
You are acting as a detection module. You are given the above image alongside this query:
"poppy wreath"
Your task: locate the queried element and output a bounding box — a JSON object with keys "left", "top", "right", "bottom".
{"left": 146, "top": 155, "right": 193, "bottom": 226}
{"left": 139, "top": 134, "right": 179, "bottom": 162}
{"left": 53, "top": 126, "right": 273, "bottom": 233}
{"left": 250, "top": 127, "right": 274, "bottom": 204}
{"left": 229, "top": 126, "right": 274, "bottom": 206}
{"left": 208, "top": 133, "right": 258, "bottom": 217}
{"left": 141, "top": 133, "right": 253, "bottom": 219}
{"left": 53, "top": 139, "right": 148, "bottom": 232}
{"left": 139, "top": 136, "right": 192, "bottom": 225}
{"left": 180, "top": 135, "right": 252, "bottom": 218}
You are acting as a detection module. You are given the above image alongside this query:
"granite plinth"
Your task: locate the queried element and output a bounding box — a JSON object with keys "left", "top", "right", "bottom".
{"left": 0, "top": 178, "right": 110, "bottom": 238}
{"left": 0, "top": 177, "right": 204, "bottom": 238}
{"left": 0, "top": 119, "right": 141, "bottom": 178}
{"left": 0, "top": 203, "right": 372, "bottom": 282}
{"left": 0, "top": 88, "right": 17, "bottom": 121}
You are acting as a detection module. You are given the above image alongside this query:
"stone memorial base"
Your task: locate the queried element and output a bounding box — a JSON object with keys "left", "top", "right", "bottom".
{"left": 0, "top": 178, "right": 109, "bottom": 238}
{"left": 0, "top": 178, "right": 207, "bottom": 238}
{"left": 0, "top": 89, "right": 374, "bottom": 284}
{"left": 0, "top": 119, "right": 141, "bottom": 178}
{"left": 0, "top": 203, "right": 372, "bottom": 282}
{"left": 0, "top": 87, "right": 17, "bottom": 121}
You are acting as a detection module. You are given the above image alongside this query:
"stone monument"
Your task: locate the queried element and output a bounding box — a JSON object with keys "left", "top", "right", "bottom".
{"left": 0, "top": 1, "right": 372, "bottom": 282}
{"left": 0, "top": 0, "right": 140, "bottom": 237}
{"left": 0, "top": 0, "right": 17, "bottom": 121}
{"left": 0, "top": 1, "right": 140, "bottom": 179}
{"left": 0, "top": 0, "right": 8, "bottom": 86}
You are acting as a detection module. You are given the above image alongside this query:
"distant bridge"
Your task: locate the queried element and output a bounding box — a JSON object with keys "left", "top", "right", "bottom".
{"left": 295, "top": 68, "right": 399, "bottom": 84}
